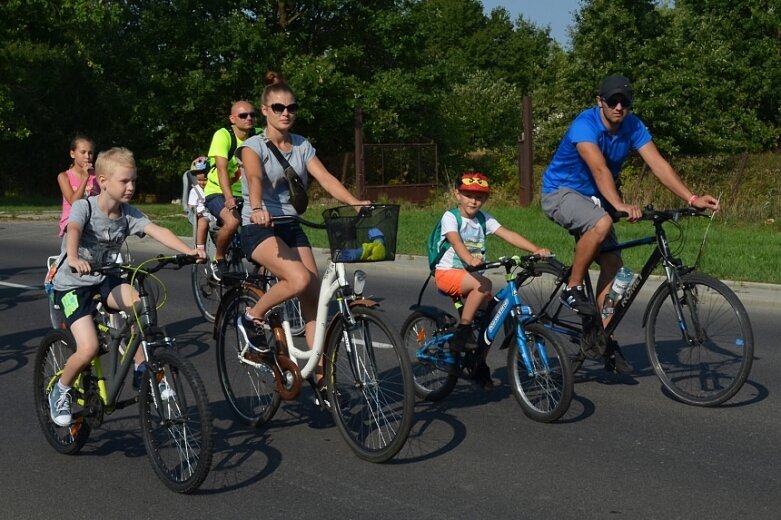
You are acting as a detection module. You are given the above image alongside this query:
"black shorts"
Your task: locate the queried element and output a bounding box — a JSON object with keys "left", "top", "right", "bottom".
{"left": 240, "top": 222, "right": 311, "bottom": 259}
{"left": 55, "top": 276, "right": 126, "bottom": 326}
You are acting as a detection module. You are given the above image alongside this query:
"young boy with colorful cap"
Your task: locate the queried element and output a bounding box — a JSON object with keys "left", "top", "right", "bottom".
{"left": 432, "top": 172, "right": 550, "bottom": 389}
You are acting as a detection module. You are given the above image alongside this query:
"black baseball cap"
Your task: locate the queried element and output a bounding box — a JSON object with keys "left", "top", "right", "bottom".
{"left": 598, "top": 75, "right": 633, "bottom": 104}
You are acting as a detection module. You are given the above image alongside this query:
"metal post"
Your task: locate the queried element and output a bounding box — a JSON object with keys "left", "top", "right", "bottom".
{"left": 518, "top": 95, "right": 533, "bottom": 207}
{"left": 354, "top": 108, "right": 365, "bottom": 199}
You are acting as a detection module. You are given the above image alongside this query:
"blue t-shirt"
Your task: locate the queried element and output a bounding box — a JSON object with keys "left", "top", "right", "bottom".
{"left": 542, "top": 107, "right": 652, "bottom": 196}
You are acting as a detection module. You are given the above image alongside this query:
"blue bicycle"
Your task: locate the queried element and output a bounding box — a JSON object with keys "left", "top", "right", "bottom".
{"left": 401, "top": 254, "right": 573, "bottom": 422}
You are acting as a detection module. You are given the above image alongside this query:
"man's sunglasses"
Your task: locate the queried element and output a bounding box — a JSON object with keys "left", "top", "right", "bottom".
{"left": 269, "top": 103, "right": 299, "bottom": 115}
{"left": 601, "top": 96, "right": 632, "bottom": 109}
{"left": 237, "top": 112, "right": 256, "bottom": 119}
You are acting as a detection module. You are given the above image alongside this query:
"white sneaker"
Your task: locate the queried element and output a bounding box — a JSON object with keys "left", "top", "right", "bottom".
{"left": 158, "top": 377, "right": 176, "bottom": 400}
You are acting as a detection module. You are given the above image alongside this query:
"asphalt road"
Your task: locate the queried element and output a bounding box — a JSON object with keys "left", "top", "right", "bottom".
{"left": 1, "top": 220, "right": 778, "bottom": 519}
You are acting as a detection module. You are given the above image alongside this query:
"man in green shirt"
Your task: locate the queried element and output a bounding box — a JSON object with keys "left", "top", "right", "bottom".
{"left": 203, "top": 100, "right": 258, "bottom": 279}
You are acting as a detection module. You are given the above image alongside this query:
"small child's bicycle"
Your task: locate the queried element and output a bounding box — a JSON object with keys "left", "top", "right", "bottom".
{"left": 401, "top": 254, "right": 574, "bottom": 423}
{"left": 34, "top": 254, "right": 214, "bottom": 493}
{"left": 213, "top": 205, "right": 415, "bottom": 463}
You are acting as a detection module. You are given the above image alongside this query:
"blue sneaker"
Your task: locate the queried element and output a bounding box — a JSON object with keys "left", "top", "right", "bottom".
{"left": 237, "top": 311, "right": 270, "bottom": 353}
{"left": 132, "top": 365, "right": 146, "bottom": 392}
{"left": 48, "top": 383, "right": 72, "bottom": 427}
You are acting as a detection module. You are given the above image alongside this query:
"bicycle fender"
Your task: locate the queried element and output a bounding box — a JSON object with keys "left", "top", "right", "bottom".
{"left": 349, "top": 299, "right": 379, "bottom": 309}
{"left": 408, "top": 304, "right": 458, "bottom": 328}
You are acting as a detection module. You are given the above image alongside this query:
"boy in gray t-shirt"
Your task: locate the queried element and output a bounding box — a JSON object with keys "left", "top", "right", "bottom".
{"left": 48, "top": 147, "right": 205, "bottom": 428}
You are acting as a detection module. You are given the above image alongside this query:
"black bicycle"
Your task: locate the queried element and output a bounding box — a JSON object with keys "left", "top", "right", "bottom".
{"left": 515, "top": 206, "right": 754, "bottom": 407}
{"left": 34, "top": 255, "right": 214, "bottom": 493}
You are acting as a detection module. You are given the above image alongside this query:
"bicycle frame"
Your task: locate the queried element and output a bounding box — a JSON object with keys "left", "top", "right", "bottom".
{"left": 538, "top": 213, "right": 694, "bottom": 342}
{"left": 278, "top": 259, "right": 357, "bottom": 379}
{"left": 416, "top": 260, "right": 542, "bottom": 373}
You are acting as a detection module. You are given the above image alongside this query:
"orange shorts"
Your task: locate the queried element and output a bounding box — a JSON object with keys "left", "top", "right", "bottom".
{"left": 434, "top": 269, "right": 469, "bottom": 297}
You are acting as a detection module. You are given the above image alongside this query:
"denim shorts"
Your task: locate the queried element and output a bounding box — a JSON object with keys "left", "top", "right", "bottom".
{"left": 204, "top": 194, "right": 227, "bottom": 220}
{"left": 240, "top": 222, "right": 311, "bottom": 259}
{"left": 541, "top": 187, "right": 619, "bottom": 253}
{"left": 55, "top": 275, "right": 126, "bottom": 326}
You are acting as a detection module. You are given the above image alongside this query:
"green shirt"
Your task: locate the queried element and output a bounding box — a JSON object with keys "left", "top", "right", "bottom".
{"left": 205, "top": 127, "right": 259, "bottom": 197}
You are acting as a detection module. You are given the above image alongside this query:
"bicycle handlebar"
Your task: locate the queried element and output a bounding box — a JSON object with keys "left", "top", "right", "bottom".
{"left": 465, "top": 253, "right": 545, "bottom": 273}
{"left": 612, "top": 205, "right": 708, "bottom": 223}
{"left": 72, "top": 254, "right": 201, "bottom": 276}
{"left": 270, "top": 204, "right": 383, "bottom": 230}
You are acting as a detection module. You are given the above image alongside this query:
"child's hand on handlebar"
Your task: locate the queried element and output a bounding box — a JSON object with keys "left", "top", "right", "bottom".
{"left": 68, "top": 257, "right": 91, "bottom": 275}
{"left": 533, "top": 248, "right": 552, "bottom": 257}
{"left": 191, "top": 247, "right": 207, "bottom": 262}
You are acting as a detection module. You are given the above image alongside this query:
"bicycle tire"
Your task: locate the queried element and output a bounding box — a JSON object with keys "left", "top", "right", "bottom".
{"left": 215, "top": 288, "right": 281, "bottom": 427}
{"left": 515, "top": 262, "right": 584, "bottom": 372}
{"left": 504, "top": 322, "right": 574, "bottom": 422}
{"left": 325, "top": 306, "right": 414, "bottom": 463}
{"left": 138, "top": 349, "right": 214, "bottom": 494}
{"left": 191, "top": 233, "right": 220, "bottom": 322}
{"left": 400, "top": 312, "right": 458, "bottom": 401}
{"left": 645, "top": 272, "right": 754, "bottom": 406}
{"left": 33, "top": 330, "right": 92, "bottom": 454}
{"left": 258, "top": 266, "right": 306, "bottom": 337}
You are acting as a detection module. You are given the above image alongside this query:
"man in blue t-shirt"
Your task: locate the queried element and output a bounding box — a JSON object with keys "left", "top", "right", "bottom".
{"left": 541, "top": 75, "right": 720, "bottom": 374}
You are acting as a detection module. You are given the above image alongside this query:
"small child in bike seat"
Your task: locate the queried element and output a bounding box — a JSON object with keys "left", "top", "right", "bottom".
{"left": 48, "top": 147, "right": 205, "bottom": 428}
{"left": 432, "top": 172, "right": 550, "bottom": 389}
{"left": 187, "top": 156, "right": 218, "bottom": 253}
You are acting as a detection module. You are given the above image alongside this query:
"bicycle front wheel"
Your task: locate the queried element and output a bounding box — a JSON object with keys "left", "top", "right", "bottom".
{"left": 33, "top": 330, "right": 91, "bottom": 454}
{"left": 139, "top": 349, "right": 214, "bottom": 494}
{"left": 400, "top": 312, "right": 458, "bottom": 401}
{"left": 325, "top": 307, "right": 414, "bottom": 463}
{"left": 505, "top": 322, "right": 573, "bottom": 422}
{"left": 515, "top": 262, "right": 584, "bottom": 372}
{"left": 646, "top": 273, "right": 754, "bottom": 406}
{"left": 215, "top": 288, "right": 281, "bottom": 427}
{"left": 191, "top": 262, "right": 221, "bottom": 323}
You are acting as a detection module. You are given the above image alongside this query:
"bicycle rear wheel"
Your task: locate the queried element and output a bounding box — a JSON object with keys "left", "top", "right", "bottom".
{"left": 646, "top": 272, "right": 754, "bottom": 406}
{"left": 215, "top": 288, "right": 281, "bottom": 426}
{"left": 515, "top": 262, "right": 584, "bottom": 372}
{"left": 400, "top": 312, "right": 458, "bottom": 401}
{"left": 33, "top": 330, "right": 92, "bottom": 454}
{"left": 325, "top": 307, "right": 414, "bottom": 463}
{"left": 191, "top": 234, "right": 220, "bottom": 322}
{"left": 258, "top": 266, "right": 306, "bottom": 336}
{"left": 139, "top": 349, "right": 214, "bottom": 494}
{"left": 505, "top": 322, "right": 573, "bottom": 422}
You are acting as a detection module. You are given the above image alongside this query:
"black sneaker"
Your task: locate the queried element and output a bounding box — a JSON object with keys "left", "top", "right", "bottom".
{"left": 471, "top": 362, "right": 495, "bottom": 391}
{"left": 604, "top": 339, "right": 633, "bottom": 374}
{"left": 237, "top": 311, "right": 270, "bottom": 353}
{"left": 560, "top": 285, "right": 598, "bottom": 316}
{"left": 450, "top": 324, "right": 477, "bottom": 352}
{"left": 211, "top": 259, "right": 228, "bottom": 282}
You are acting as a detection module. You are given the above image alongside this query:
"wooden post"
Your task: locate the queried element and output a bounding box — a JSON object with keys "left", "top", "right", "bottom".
{"left": 354, "top": 108, "right": 365, "bottom": 199}
{"left": 518, "top": 95, "right": 533, "bottom": 207}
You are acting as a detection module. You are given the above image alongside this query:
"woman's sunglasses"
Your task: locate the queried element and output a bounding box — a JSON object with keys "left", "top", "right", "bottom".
{"left": 268, "top": 103, "right": 299, "bottom": 115}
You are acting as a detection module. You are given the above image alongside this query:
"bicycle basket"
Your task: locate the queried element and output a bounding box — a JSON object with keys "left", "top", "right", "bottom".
{"left": 322, "top": 205, "right": 399, "bottom": 263}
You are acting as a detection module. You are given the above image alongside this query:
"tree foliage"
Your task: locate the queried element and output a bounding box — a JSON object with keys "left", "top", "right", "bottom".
{"left": 0, "top": 0, "right": 778, "bottom": 198}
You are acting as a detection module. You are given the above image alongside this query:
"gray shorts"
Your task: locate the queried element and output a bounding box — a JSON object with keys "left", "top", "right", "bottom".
{"left": 541, "top": 187, "right": 619, "bottom": 254}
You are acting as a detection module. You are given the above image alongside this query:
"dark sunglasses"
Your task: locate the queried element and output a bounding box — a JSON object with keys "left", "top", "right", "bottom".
{"left": 237, "top": 111, "right": 256, "bottom": 119}
{"left": 269, "top": 103, "right": 299, "bottom": 115}
{"left": 602, "top": 96, "right": 632, "bottom": 109}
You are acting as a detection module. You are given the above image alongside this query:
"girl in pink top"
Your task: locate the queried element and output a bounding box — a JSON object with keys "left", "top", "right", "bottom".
{"left": 57, "top": 135, "right": 100, "bottom": 236}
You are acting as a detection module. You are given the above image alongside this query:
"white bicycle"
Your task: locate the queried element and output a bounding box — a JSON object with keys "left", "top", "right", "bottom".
{"left": 213, "top": 205, "right": 414, "bottom": 463}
